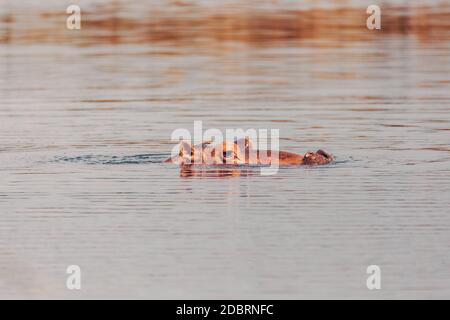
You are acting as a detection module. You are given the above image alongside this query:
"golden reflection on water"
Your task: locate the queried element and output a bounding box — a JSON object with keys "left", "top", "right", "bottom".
{"left": 0, "top": 3, "right": 449, "bottom": 46}
{"left": 180, "top": 165, "right": 257, "bottom": 178}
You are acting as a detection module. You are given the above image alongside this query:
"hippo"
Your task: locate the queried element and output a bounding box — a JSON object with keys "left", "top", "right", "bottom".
{"left": 165, "top": 137, "right": 333, "bottom": 166}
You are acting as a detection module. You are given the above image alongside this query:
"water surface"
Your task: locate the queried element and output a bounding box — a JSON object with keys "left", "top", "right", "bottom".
{"left": 0, "top": 1, "right": 449, "bottom": 299}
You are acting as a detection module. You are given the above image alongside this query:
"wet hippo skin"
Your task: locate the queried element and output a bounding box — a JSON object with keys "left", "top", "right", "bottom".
{"left": 165, "top": 139, "right": 333, "bottom": 166}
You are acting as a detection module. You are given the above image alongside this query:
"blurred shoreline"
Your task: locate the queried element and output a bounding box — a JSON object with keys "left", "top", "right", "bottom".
{"left": 1, "top": 4, "right": 449, "bottom": 46}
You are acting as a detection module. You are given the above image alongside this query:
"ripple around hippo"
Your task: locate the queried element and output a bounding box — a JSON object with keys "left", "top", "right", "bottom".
{"left": 54, "top": 153, "right": 169, "bottom": 165}
{"left": 53, "top": 152, "right": 348, "bottom": 167}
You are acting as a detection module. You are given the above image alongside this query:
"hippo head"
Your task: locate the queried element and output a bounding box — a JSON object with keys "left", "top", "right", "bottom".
{"left": 176, "top": 139, "right": 251, "bottom": 165}
{"left": 302, "top": 149, "right": 333, "bottom": 165}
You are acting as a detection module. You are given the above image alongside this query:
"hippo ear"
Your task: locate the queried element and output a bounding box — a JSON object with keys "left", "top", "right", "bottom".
{"left": 233, "top": 138, "right": 246, "bottom": 161}
{"left": 234, "top": 137, "right": 253, "bottom": 150}
{"left": 245, "top": 136, "right": 254, "bottom": 150}
{"left": 234, "top": 137, "right": 256, "bottom": 163}
{"left": 179, "top": 141, "right": 193, "bottom": 157}
{"left": 202, "top": 140, "right": 213, "bottom": 148}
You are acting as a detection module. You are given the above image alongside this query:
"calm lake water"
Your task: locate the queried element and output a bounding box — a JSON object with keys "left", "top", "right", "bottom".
{"left": 0, "top": 1, "right": 449, "bottom": 299}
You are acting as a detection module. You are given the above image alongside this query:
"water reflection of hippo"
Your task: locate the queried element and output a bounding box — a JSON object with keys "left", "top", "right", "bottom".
{"left": 165, "top": 138, "right": 333, "bottom": 166}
